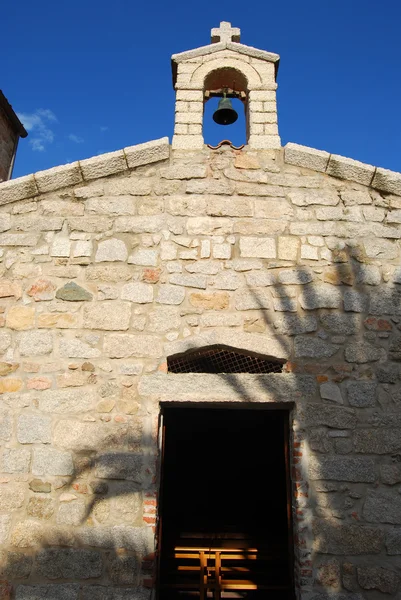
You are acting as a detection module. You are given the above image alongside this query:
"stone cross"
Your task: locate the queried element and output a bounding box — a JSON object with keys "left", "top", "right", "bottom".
{"left": 211, "top": 21, "right": 241, "bottom": 44}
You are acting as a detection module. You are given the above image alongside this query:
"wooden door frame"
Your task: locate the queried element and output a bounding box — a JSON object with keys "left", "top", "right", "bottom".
{"left": 154, "top": 401, "right": 296, "bottom": 600}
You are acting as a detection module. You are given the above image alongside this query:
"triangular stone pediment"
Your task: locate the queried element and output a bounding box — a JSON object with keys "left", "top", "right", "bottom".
{"left": 172, "top": 40, "right": 280, "bottom": 67}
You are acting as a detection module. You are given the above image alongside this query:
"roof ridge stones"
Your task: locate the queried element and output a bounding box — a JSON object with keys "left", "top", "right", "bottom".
{"left": 284, "top": 142, "right": 401, "bottom": 197}
{"left": 0, "top": 138, "right": 170, "bottom": 206}
{"left": 1, "top": 137, "right": 400, "bottom": 206}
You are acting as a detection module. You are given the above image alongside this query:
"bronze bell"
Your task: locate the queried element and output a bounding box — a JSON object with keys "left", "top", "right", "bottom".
{"left": 212, "top": 93, "right": 238, "bottom": 125}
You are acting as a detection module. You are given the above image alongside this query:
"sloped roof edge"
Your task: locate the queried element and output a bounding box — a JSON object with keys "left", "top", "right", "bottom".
{"left": 0, "top": 137, "right": 170, "bottom": 206}
{"left": 1, "top": 137, "right": 400, "bottom": 206}
{"left": 284, "top": 143, "right": 401, "bottom": 196}
{"left": 171, "top": 41, "right": 280, "bottom": 65}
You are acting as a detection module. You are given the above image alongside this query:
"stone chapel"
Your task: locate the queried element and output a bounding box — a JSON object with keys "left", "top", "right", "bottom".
{"left": 0, "top": 20, "right": 401, "bottom": 600}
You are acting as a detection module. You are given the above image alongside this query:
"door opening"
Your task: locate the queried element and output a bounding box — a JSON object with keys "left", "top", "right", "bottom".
{"left": 157, "top": 404, "right": 295, "bottom": 600}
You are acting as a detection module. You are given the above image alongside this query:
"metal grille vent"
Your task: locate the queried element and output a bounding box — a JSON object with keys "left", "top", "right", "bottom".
{"left": 168, "top": 346, "right": 284, "bottom": 374}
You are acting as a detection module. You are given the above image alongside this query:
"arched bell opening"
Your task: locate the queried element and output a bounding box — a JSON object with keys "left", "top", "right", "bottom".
{"left": 202, "top": 67, "right": 249, "bottom": 147}
{"left": 203, "top": 97, "right": 246, "bottom": 147}
{"left": 204, "top": 66, "right": 248, "bottom": 94}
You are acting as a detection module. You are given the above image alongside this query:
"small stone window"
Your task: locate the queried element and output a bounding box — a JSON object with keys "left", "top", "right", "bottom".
{"left": 167, "top": 345, "right": 284, "bottom": 374}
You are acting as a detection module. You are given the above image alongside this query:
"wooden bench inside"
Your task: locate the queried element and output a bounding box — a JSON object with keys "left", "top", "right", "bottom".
{"left": 160, "top": 543, "right": 291, "bottom": 599}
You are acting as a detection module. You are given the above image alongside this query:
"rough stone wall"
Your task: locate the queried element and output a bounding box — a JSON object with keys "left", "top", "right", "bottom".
{"left": 0, "top": 109, "right": 17, "bottom": 182}
{"left": 0, "top": 145, "right": 401, "bottom": 599}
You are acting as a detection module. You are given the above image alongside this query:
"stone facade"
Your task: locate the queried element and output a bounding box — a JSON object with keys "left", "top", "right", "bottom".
{"left": 0, "top": 137, "right": 401, "bottom": 599}
{"left": 1, "top": 22, "right": 401, "bottom": 600}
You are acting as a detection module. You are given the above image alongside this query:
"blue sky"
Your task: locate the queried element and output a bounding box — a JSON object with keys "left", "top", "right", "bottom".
{"left": 3, "top": 0, "right": 401, "bottom": 178}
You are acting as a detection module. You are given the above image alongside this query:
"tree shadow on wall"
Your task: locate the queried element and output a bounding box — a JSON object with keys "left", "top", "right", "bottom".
{"left": 2, "top": 245, "right": 401, "bottom": 598}
{"left": 1, "top": 428, "right": 156, "bottom": 599}
{"left": 163, "top": 244, "right": 401, "bottom": 596}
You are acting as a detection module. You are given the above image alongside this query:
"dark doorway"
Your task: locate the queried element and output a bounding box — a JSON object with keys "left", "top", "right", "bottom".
{"left": 157, "top": 404, "right": 295, "bottom": 600}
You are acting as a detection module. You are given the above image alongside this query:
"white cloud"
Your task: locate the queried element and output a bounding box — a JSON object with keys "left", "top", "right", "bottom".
{"left": 17, "top": 108, "right": 58, "bottom": 152}
{"left": 100, "top": 126, "right": 108, "bottom": 132}
{"left": 68, "top": 134, "right": 84, "bottom": 144}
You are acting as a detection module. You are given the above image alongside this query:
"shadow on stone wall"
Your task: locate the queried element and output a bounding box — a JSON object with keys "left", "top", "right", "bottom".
{"left": 238, "top": 247, "right": 401, "bottom": 598}
{"left": 2, "top": 247, "right": 401, "bottom": 599}
{"left": 1, "top": 429, "right": 156, "bottom": 599}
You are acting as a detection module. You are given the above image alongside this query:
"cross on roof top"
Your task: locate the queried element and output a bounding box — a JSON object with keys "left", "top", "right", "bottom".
{"left": 211, "top": 21, "right": 241, "bottom": 44}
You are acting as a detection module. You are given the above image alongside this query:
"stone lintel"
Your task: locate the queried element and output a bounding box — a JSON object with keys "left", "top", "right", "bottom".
{"left": 138, "top": 372, "right": 316, "bottom": 401}
{"left": 176, "top": 82, "right": 278, "bottom": 92}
